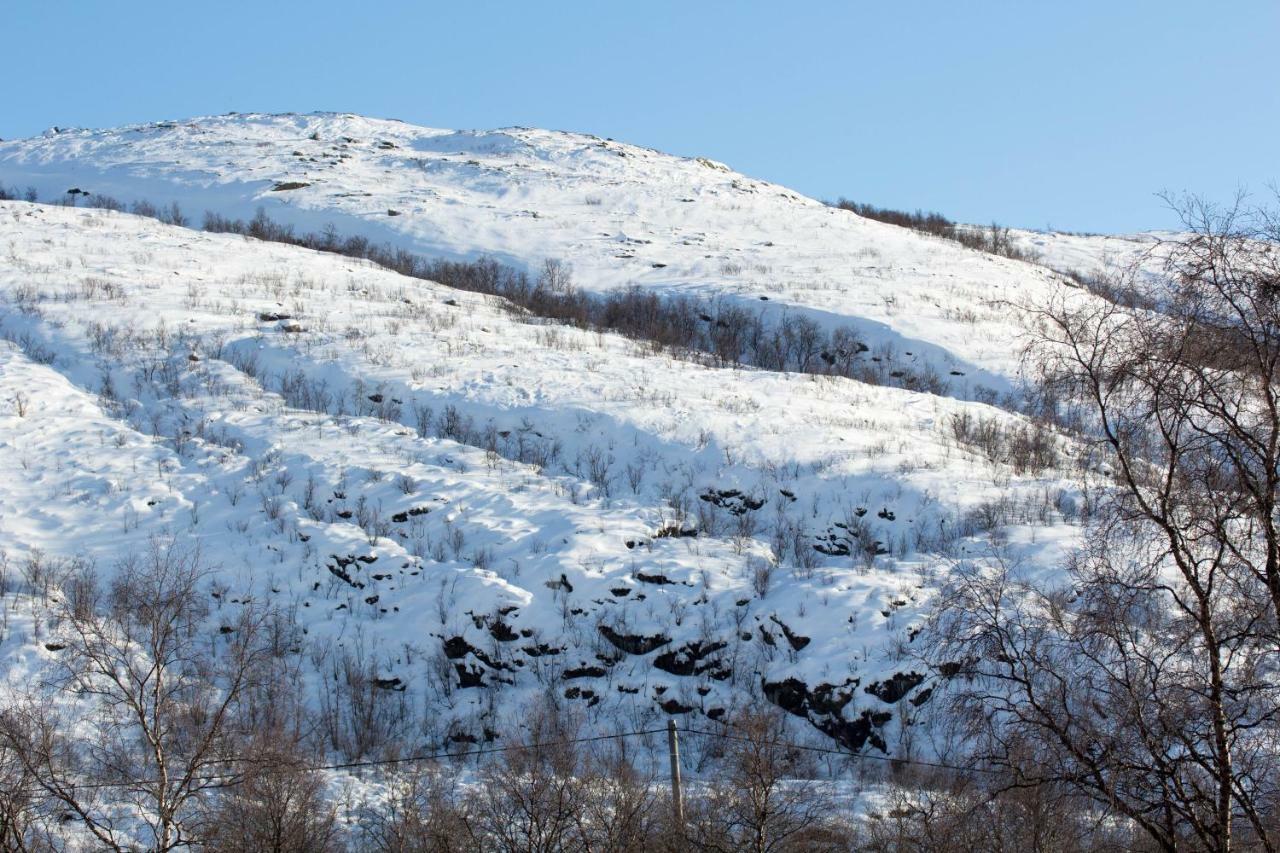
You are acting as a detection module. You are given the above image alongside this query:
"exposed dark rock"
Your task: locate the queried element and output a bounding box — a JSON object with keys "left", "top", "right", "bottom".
{"left": 699, "top": 488, "right": 766, "bottom": 515}
{"left": 391, "top": 505, "right": 432, "bottom": 523}
{"left": 598, "top": 624, "right": 670, "bottom": 655}
{"left": 865, "top": 671, "right": 925, "bottom": 704}
{"left": 442, "top": 636, "right": 472, "bottom": 659}
{"left": 820, "top": 710, "right": 890, "bottom": 752}
{"left": 770, "top": 617, "right": 811, "bottom": 651}
{"left": 455, "top": 663, "right": 484, "bottom": 688}
{"left": 545, "top": 573, "right": 574, "bottom": 592}
{"left": 813, "top": 536, "right": 851, "bottom": 557}
{"left": 763, "top": 677, "right": 858, "bottom": 720}
{"left": 373, "top": 677, "right": 404, "bottom": 691}
{"left": 442, "top": 635, "right": 509, "bottom": 671}
{"left": 765, "top": 676, "right": 890, "bottom": 750}
{"left": 326, "top": 560, "right": 364, "bottom": 589}
{"left": 653, "top": 640, "right": 728, "bottom": 677}
{"left": 563, "top": 665, "right": 608, "bottom": 680}
{"left": 489, "top": 620, "right": 519, "bottom": 642}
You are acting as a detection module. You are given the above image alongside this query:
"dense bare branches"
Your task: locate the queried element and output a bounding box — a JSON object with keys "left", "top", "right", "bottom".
{"left": 932, "top": 194, "right": 1280, "bottom": 852}
{"left": 202, "top": 735, "right": 339, "bottom": 853}
{"left": 684, "top": 708, "right": 849, "bottom": 853}
{"left": 0, "top": 540, "right": 272, "bottom": 851}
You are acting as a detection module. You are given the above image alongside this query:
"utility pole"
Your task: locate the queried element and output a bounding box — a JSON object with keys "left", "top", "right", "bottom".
{"left": 667, "top": 719, "right": 685, "bottom": 830}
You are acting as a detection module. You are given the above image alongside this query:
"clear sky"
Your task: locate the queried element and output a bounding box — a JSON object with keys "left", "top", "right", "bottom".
{"left": 3, "top": 1, "right": 1276, "bottom": 233}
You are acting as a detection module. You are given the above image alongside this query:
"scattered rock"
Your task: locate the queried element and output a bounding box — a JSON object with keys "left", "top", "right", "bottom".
{"left": 654, "top": 640, "right": 728, "bottom": 677}
{"left": 598, "top": 625, "right": 670, "bottom": 655}
{"left": 865, "top": 671, "right": 925, "bottom": 704}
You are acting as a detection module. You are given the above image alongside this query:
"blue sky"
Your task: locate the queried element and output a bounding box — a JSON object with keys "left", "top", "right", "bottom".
{"left": 3, "top": 1, "right": 1276, "bottom": 233}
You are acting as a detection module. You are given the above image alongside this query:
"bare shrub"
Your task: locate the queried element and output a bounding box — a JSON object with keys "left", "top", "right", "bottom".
{"left": 0, "top": 540, "right": 271, "bottom": 852}
{"left": 356, "top": 764, "right": 470, "bottom": 852}
{"left": 202, "top": 731, "right": 338, "bottom": 853}
{"left": 686, "top": 708, "right": 846, "bottom": 852}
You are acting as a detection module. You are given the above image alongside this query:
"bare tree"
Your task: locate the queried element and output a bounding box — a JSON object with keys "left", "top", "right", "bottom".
{"left": 686, "top": 708, "right": 846, "bottom": 853}
{"left": 356, "top": 763, "right": 471, "bottom": 853}
{"left": 1035, "top": 191, "right": 1280, "bottom": 635}
{"left": 853, "top": 769, "right": 1127, "bottom": 853}
{"left": 931, "top": 194, "right": 1280, "bottom": 853}
{"left": 571, "top": 747, "right": 664, "bottom": 853}
{"left": 0, "top": 736, "right": 49, "bottom": 852}
{"left": 201, "top": 736, "right": 339, "bottom": 853}
{"left": 462, "top": 703, "right": 586, "bottom": 853}
{"left": 0, "top": 540, "right": 271, "bottom": 852}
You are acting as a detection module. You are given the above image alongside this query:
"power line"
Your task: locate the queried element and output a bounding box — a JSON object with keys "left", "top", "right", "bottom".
{"left": 680, "top": 725, "right": 999, "bottom": 776}
{"left": 43, "top": 722, "right": 992, "bottom": 792}
{"left": 43, "top": 726, "right": 672, "bottom": 791}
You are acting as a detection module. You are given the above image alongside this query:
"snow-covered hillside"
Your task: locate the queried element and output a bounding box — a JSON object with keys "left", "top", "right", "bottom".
{"left": 0, "top": 194, "right": 1081, "bottom": 758}
{"left": 0, "top": 112, "right": 1117, "bottom": 394}
{"left": 0, "top": 112, "right": 1134, "bottom": 772}
{"left": 1006, "top": 226, "right": 1172, "bottom": 282}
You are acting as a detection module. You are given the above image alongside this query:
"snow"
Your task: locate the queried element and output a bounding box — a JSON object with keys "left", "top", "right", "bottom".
{"left": 0, "top": 113, "right": 1105, "bottom": 800}
{"left": 0, "top": 112, "right": 1129, "bottom": 394}
{"left": 0, "top": 198, "right": 1082, "bottom": 757}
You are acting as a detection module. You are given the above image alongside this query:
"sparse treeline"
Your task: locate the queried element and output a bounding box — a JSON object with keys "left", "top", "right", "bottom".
{"left": 0, "top": 183, "right": 39, "bottom": 204}
{"left": 202, "top": 207, "right": 961, "bottom": 394}
{"left": 827, "top": 198, "right": 1039, "bottom": 263}
{"left": 8, "top": 186, "right": 970, "bottom": 395}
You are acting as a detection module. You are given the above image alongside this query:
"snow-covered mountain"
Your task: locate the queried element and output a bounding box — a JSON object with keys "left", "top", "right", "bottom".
{"left": 1, "top": 112, "right": 1142, "bottom": 393}
{"left": 0, "top": 114, "right": 1096, "bottom": 759}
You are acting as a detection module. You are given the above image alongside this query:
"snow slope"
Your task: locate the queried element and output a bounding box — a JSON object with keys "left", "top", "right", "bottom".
{"left": 0, "top": 200, "right": 1080, "bottom": 758}
{"left": 0, "top": 112, "right": 1115, "bottom": 395}
{"left": 1006, "top": 226, "right": 1174, "bottom": 282}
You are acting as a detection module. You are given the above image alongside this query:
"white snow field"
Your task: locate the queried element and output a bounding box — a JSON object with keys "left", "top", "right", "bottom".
{"left": 0, "top": 114, "right": 1108, "bottom": 771}
{"left": 0, "top": 112, "right": 1131, "bottom": 394}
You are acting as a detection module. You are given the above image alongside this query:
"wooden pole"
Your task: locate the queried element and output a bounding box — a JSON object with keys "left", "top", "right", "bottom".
{"left": 667, "top": 719, "right": 685, "bottom": 829}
